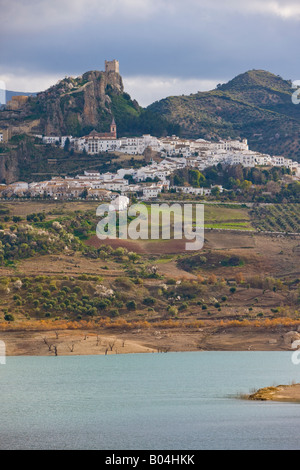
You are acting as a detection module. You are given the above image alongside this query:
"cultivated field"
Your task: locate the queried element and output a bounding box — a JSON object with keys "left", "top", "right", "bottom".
{"left": 0, "top": 200, "right": 299, "bottom": 355}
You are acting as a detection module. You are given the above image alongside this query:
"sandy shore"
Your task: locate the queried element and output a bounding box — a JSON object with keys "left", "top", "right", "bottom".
{"left": 0, "top": 329, "right": 157, "bottom": 356}
{"left": 0, "top": 325, "right": 298, "bottom": 357}
{"left": 248, "top": 384, "right": 300, "bottom": 402}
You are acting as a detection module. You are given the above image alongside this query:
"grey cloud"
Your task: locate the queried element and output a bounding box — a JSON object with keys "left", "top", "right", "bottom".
{"left": 0, "top": 0, "right": 299, "bottom": 100}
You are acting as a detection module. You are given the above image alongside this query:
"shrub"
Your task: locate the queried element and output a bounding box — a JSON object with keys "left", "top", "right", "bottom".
{"left": 168, "top": 306, "right": 178, "bottom": 317}
{"left": 178, "top": 302, "right": 188, "bottom": 311}
{"left": 73, "top": 286, "right": 82, "bottom": 294}
{"left": 4, "top": 314, "right": 15, "bottom": 322}
{"left": 42, "top": 290, "right": 51, "bottom": 298}
{"left": 208, "top": 275, "right": 217, "bottom": 285}
{"left": 126, "top": 300, "right": 137, "bottom": 311}
{"left": 143, "top": 297, "right": 156, "bottom": 306}
{"left": 110, "top": 308, "right": 119, "bottom": 317}
{"left": 115, "top": 277, "right": 134, "bottom": 289}
{"left": 96, "top": 299, "right": 109, "bottom": 310}
{"left": 166, "top": 278, "right": 177, "bottom": 285}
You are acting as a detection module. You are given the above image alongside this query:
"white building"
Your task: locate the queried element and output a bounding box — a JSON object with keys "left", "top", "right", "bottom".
{"left": 86, "top": 138, "right": 121, "bottom": 154}
{"left": 142, "top": 183, "right": 165, "bottom": 199}
{"left": 2, "top": 182, "right": 29, "bottom": 196}
{"left": 42, "top": 136, "right": 60, "bottom": 145}
{"left": 98, "top": 179, "right": 129, "bottom": 192}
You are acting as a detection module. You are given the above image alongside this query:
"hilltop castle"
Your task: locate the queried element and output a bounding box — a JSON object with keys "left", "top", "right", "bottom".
{"left": 105, "top": 60, "right": 119, "bottom": 74}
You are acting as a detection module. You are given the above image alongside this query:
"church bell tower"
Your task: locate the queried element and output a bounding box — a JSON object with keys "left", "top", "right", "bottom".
{"left": 110, "top": 117, "right": 117, "bottom": 139}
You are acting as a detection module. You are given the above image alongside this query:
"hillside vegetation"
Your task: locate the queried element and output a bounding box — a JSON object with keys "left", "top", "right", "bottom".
{"left": 0, "top": 201, "right": 299, "bottom": 336}
{"left": 147, "top": 70, "right": 300, "bottom": 161}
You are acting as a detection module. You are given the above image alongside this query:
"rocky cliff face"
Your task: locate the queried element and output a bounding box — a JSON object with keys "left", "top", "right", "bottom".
{"left": 0, "top": 138, "right": 42, "bottom": 184}
{"left": 0, "top": 69, "right": 125, "bottom": 138}
{"left": 36, "top": 70, "right": 124, "bottom": 136}
{"left": 0, "top": 151, "right": 20, "bottom": 184}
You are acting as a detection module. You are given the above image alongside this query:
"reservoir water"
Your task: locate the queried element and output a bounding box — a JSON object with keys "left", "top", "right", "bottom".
{"left": 0, "top": 351, "right": 300, "bottom": 450}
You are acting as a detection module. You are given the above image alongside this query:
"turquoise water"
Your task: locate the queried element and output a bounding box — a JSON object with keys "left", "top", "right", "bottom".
{"left": 0, "top": 351, "right": 300, "bottom": 450}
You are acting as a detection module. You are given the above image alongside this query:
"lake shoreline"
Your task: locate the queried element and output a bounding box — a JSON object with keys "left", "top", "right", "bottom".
{"left": 0, "top": 325, "right": 298, "bottom": 357}
{"left": 247, "top": 383, "right": 300, "bottom": 402}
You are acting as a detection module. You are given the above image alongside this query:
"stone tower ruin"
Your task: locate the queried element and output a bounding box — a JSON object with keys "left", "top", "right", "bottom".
{"left": 105, "top": 60, "right": 120, "bottom": 74}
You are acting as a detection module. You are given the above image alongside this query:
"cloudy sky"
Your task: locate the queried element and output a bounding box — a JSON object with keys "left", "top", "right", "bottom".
{"left": 0, "top": 0, "right": 299, "bottom": 106}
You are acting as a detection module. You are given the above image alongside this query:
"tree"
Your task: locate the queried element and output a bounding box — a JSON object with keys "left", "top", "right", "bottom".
{"left": 173, "top": 173, "right": 184, "bottom": 186}
{"left": 188, "top": 169, "right": 205, "bottom": 187}
{"left": 80, "top": 188, "right": 88, "bottom": 199}
{"left": 241, "top": 180, "right": 252, "bottom": 192}
{"left": 64, "top": 137, "right": 70, "bottom": 152}
{"left": 126, "top": 300, "right": 137, "bottom": 311}
{"left": 211, "top": 186, "right": 220, "bottom": 198}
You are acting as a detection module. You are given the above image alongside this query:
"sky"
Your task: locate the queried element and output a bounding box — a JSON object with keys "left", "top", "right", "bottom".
{"left": 0, "top": 0, "right": 299, "bottom": 106}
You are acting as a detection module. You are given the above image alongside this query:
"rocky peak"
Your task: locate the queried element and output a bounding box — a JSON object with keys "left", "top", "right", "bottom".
{"left": 33, "top": 69, "right": 124, "bottom": 136}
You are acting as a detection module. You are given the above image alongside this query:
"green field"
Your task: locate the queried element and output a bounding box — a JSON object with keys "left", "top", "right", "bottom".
{"left": 203, "top": 204, "right": 253, "bottom": 230}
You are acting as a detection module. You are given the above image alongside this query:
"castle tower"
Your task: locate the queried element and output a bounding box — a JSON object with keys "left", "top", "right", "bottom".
{"left": 110, "top": 117, "right": 117, "bottom": 138}
{"left": 105, "top": 60, "right": 119, "bottom": 74}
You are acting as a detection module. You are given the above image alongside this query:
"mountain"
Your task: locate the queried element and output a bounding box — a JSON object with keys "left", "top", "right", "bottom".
{"left": 147, "top": 70, "right": 300, "bottom": 161}
{"left": 0, "top": 69, "right": 178, "bottom": 138}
